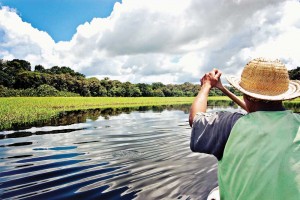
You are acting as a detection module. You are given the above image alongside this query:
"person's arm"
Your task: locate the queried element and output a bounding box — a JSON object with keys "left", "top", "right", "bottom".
{"left": 189, "top": 69, "right": 221, "bottom": 127}
{"left": 218, "top": 85, "right": 248, "bottom": 112}
{"left": 214, "top": 73, "right": 248, "bottom": 112}
{"left": 189, "top": 84, "right": 211, "bottom": 127}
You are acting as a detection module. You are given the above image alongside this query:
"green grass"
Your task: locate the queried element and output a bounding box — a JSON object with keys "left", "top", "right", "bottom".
{"left": 0, "top": 96, "right": 299, "bottom": 130}
{"left": 0, "top": 97, "right": 195, "bottom": 130}
{"left": 207, "top": 96, "right": 232, "bottom": 100}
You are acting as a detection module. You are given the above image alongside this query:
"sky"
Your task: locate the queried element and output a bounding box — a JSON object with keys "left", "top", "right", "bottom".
{"left": 0, "top": 0, "right": 300, "bottom": 84}
{"left": 0, "top": 0, "right": 121, "bottom": 42}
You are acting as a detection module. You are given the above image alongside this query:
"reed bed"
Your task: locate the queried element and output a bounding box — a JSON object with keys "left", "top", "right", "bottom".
{"left": 0, "top": 97, "right": 194, "bottom": 130}
{"left": 0, "top": 96, "right": 298, "bottom": 130}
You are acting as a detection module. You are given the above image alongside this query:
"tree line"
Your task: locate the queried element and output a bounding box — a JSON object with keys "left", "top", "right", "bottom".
{"left": 0, "top": 59, "right": 298, "bottom": 97}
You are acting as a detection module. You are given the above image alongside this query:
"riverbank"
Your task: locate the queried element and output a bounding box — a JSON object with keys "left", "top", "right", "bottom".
{"left": 0, "top": 97, "right": 299, "bottom": 130}
{"left": 0, "top": 97, "right": 195, "bottom": 130}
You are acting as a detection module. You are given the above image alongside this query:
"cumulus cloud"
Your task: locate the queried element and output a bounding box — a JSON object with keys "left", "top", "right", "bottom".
{"left": 0, "top": 0, "right": 300, "bottom": 83}
{"left": 0, "top": 6, "right": 57, "bottom": 67}
{"left": 238, "top": 0, "right": 300, "bottom": 70}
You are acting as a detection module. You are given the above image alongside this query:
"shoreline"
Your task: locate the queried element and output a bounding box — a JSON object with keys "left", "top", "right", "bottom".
{"left": 1, "top": 96, "right": 298, "bottom": 130}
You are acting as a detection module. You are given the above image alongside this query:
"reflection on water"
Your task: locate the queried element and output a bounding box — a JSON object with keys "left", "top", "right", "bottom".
{"left": 0, "top": 102, "right": 296, "bottom": 199}
{"left": 6, "top": 101, "right": 236, "bottom": 132}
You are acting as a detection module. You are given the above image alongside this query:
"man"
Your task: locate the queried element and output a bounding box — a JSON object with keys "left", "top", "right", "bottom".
{"left": 189, "top": 58, "right": 300, "bottom": 200}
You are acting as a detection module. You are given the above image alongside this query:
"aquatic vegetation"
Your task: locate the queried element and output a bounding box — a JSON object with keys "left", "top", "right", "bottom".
{"left": 0, "top": 97, "right": 298, "bottom": 130}
{"left": 0, "top": 97, "right": 194, "bottom": 130}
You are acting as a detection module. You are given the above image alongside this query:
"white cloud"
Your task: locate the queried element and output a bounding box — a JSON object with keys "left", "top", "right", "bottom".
{"left": 0, "top": 6, "right": 57, "bottom": 68}
{"left": 0, "top": 0, "right": 300, "bottom": 83}
{"left": 237, "top": 0, "right": 300, "bottom": 70}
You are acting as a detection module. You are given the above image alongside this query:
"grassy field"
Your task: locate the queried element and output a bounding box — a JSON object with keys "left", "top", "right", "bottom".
{"left": 0, "top": 96, "right": 299, "bottom": 130}
{"left": 0, "top": 97, "right": 194, "bottom": 130}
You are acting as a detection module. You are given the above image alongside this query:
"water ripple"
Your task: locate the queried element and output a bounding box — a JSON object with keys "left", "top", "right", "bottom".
{"left": 0, "top": 105, "right": 234, "bottom": 200}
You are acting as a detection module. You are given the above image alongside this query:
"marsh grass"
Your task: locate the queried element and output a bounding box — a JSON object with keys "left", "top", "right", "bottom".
{"left": 0, "top": 96, "right": 298, "bottom": 130}
{"left": 0, "top": 97, "right": 194, "bottom": 130}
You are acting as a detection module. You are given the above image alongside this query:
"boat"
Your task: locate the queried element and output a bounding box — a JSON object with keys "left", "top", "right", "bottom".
{"left": 207, "top": 186, "right": 220, "bottom": 200}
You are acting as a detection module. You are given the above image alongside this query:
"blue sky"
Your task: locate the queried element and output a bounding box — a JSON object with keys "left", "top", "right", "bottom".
{"left": 0, "top": 0, "right": 121, "bottom": 42}
{"left": 0, "top": 0, "right": 299, "bottom": 83}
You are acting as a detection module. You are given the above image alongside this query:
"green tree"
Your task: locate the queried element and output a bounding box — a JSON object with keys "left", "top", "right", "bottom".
{"left": 227, "top": 86, "right": 242, "bottom": 96}
{"left": 152, "top": 82, "right": 164, "bottom": 90}
{"left": 153, "top": 89, "right": 165, "bottom": 97}
{"left": 49, "top": 66, "right": 61, "bottom": 74}
{"left": 172, "top": 89, "right": 184, "bottom": 97}
{"left": 36, "top": 84, "right": 59, "bottom": 96}
{"left": 15, "top": 71, "right": 44, "bottom": 89}
{"left": 162, "top": 87, "right": 172, "bottom": 97}
{"left": 34, "top": 65, "right": 46, "bottom": 73}
{"left": 98, "top": 85, "right": 107, "bottom": 96}
{"left": 129, "top": 86, "right": 142, "bottom": 97}
{"left": 0, "top": 71, "right": 14, "bottom": 87}
{"left": 288, "top": 67, "right": 300, "bottom": 80}
{"left": 7, "top": 59, "right": 31, "bottom": 72}
{"left": 108, "top": 86, "right": 125, "bottom": 97}
{"left": 137, "top": 83, "right": 153, "bottom": 96}
{"left": 87, "top": 77, "right": 101, "bottom": 96}
{"left": 0, "top": 59, "right": 31, "bottom": 88}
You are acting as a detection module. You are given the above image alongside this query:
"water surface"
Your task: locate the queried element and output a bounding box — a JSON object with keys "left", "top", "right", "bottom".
{"left": 0, "top": 104, "right": 244, "bottom": 200}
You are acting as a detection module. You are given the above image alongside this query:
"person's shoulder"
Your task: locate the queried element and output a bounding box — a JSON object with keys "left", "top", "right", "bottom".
{"left": 216, "top": 111, "right": 244, "bottom": 126}
{"left": 195, "top": 110, "right": 244, "bottom": 119}
{"left": 218, "top": 110, "right": 244, "bottom": 116}
{"left": 196, "top": 110, "right": 244, "bottom": 116}
{"left": 193, "top": 110, "right": 244, "bottom": 127}
{"left": 216, "top": 110, "right": 244, "bottom": 120}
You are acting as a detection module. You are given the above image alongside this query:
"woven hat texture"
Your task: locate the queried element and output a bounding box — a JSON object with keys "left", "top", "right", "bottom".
{"left": 226, "top": 58, "right": 300, "bottom": 101}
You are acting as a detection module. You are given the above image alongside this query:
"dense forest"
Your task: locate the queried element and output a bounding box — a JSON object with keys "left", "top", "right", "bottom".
{"left": 0, "top": 59, "right": 298, "bottom": 97}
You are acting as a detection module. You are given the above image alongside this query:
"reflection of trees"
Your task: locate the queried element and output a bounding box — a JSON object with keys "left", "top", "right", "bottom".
{"left": 7, "top": 104, "right": 192, "bottom": 131}
{"left": 0, "top": 128, "right": 85, "bottom": 140}
{"left": 207, "top": 100, "right": 235, "bottom": 107}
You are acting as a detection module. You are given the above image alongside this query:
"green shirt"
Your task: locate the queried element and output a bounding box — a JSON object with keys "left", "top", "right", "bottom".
{"left": 218, "top": 111, "right": 300, "bottom": 200}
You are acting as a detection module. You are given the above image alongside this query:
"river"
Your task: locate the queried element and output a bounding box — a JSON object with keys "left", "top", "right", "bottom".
{"left": 0, "top": 104, "right": 247, "bottom": 199}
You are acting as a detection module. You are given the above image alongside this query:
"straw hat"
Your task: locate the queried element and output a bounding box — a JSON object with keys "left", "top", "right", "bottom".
{"left": 226, "top": 58, "right": 300, "bottom": 101}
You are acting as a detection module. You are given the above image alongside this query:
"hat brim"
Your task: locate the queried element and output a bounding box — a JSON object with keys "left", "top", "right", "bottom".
{"left": 226, "top": 75, "right": 300, "bottom": 101}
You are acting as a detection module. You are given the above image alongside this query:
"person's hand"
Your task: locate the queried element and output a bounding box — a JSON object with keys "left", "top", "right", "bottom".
{"left": 214, "top": 69, "right": 224, "bottom": 89}
{"left": 200, "top": 69, "right": 222, "bottom": 88}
